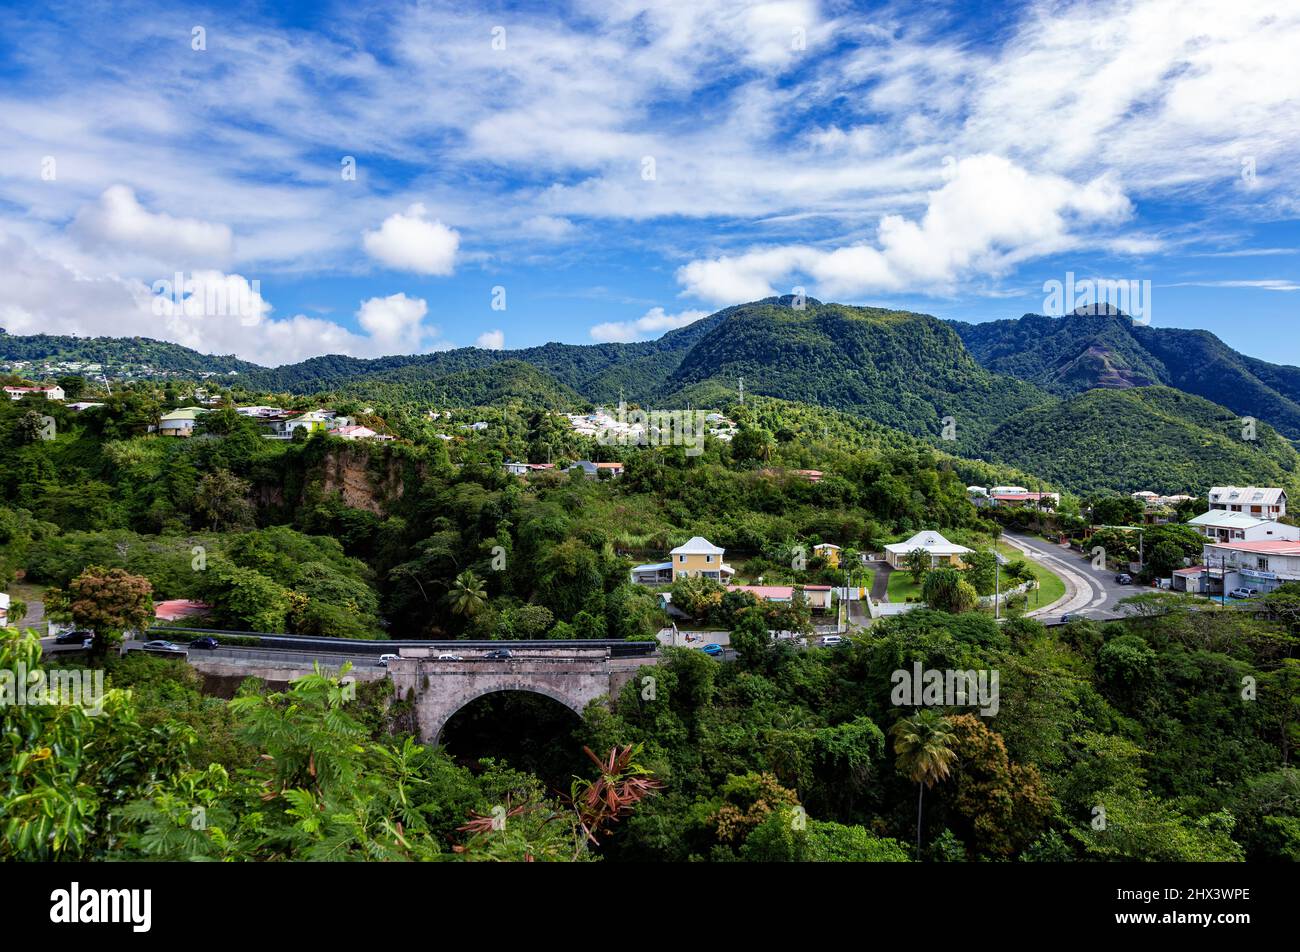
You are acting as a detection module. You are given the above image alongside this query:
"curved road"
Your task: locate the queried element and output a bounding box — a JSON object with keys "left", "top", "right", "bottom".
{"left": 1002, "top": 531, "right": 1135, "bottom": 621}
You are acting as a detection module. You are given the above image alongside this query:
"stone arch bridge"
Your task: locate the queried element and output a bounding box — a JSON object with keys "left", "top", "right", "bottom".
{"left": 386, "top": 646, "right": 657, "bottom": 744}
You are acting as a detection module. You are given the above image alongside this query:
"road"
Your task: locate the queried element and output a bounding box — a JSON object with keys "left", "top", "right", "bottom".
{"left": 1002, "top": 531, "right": 1136, "bottom": 621}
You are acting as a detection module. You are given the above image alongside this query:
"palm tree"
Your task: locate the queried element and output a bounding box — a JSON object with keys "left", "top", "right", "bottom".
{"left": 445, "top": 570, "right": 487, "bottom": 618}
{"left": 891, "top": 709, "right": 958, "bottom": 860}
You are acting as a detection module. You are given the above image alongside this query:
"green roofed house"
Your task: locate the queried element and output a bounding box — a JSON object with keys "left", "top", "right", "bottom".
{"left": 158, "top": 407, "right": 208, "bottom": 437}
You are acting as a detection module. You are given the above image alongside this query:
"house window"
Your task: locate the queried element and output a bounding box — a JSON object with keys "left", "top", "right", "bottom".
{"left": 1258, "top": 558, "right": 1269, "bottom": 571}
{"left": 678, "top": 555, "right": 685, "bottom": 563}
{"left": 705, "top": 555, "right": 713, "bottom": 563}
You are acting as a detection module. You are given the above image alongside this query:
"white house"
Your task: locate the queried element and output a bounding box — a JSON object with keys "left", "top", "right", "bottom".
{"left": 884, "top": 530, "right": 973, "bottom": 569}
{"left": 1207, "top": 486, "right": 1287, "bottom": 519}
{"left": 67, "top": 402, "right": 104, "bottom": 412}
{"left": 5, "top": 385, "right": 64, "bottom": 401}
{"left": 1186, "top": 510, "right": 1300, "bottom": 544}
{"left": 328, "top": 425, "right": 386, "bottom": 440}
{"left": 504, "top": 461, "right": 556, "bottom": 476}
{"left": 158, "top": 407, "right": 207, "bottom": 437}
{"left": 1200, "top": 539, "right": 1300, "bottom": 595}
{"left": 989, "top": 485, "right": 1028, "bottom": 495}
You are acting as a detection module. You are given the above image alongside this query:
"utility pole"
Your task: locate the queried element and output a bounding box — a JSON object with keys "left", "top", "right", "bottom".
{"left": 738, "top": 377, "right": 744, "bottom": 405}
{"left": 994, "top": 556, "right": 1001, "bottom": 620}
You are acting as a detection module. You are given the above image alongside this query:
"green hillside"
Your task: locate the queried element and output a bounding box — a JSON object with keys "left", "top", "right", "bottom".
{"left": 328, "top": 359, "right": 586, "bottom": 408}
{"left": 660, "top": 298, "right": 1049, "bottom": 451}
{"left": 0, "top": 330, "right": 260, "bottom": 377}
{"left": 951, "top": 312, "right": 1300, "bottom": 439}
{"left": 981, "top": 386, "right": 1300, "bottom": 495}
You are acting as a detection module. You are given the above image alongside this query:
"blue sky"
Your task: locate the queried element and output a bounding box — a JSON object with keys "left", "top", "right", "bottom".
{"left": 0, "top": 0, "right": 1297, "bottom": 366}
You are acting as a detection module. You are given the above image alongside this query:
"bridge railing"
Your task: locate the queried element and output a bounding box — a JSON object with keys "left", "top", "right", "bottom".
{"left": 147, "top": 627, "right": 660, "bottom": 658}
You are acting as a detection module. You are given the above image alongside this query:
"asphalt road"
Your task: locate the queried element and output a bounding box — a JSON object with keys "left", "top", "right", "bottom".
{"left": 1002, "top": 531, "right": 1138, "bottom": 621}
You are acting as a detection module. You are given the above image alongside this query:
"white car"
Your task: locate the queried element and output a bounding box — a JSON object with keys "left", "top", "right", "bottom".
{"left": 437, "top": 653, "right": 463, "bottom": 661}
{"left": 141, "top": 640, "right": 185, "bottom": 653}
{"left": 1229, "top": 588, "right": 1258, "bottom": 599}
{"left": 819, "top": 635, "right": 845, "bottom": 647}
{"left": 377, "top": 653, "right": 401, "bottom": 666}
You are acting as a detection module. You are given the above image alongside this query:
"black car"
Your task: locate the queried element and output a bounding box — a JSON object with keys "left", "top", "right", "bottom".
{"left": 189, "top": 636, "right": 220, "bottom": 649}
{"left": 1114, "top": 573, "right": 1133, "bottom": 585}
{"left": 485, "top": 648, "right": 514, "bottom": 660}
{"left": 54, "top": 629, "right": 94, "bottom": 645}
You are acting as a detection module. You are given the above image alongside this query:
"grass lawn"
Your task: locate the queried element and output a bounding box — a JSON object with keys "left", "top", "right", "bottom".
{"left": 886, "top": 570, "right": 925, "bottom": 603}
{"left": 847, "top": 567, "right": 875, "bottom": 592}
{"left": 997, "top": 542, "right": 1067, "bottom": 609}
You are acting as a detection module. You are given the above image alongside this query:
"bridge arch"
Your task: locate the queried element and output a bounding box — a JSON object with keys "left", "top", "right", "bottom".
{"left": 429, "top": 683, "right": 587, "bottom": 746}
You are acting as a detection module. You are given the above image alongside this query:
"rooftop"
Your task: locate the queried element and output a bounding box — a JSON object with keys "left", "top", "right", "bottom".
{"left": 1208, "top": 540, "right": 1300, "bottom": 555}
{"left": 671, "top": 536, "right": 725, "bottom": 556}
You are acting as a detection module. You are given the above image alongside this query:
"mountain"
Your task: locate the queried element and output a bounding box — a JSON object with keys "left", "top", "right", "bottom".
{"left": 982, "top": 386, "right": 1300, "bottom": 495}
{"left": 240, "top": 310, "right": 727, "bottom": 403}
{"left": 0, "top": 329, "right": 261, "bottom": 377}
{"left": 7, "top": 299, "right": 1300, "bottom": 495}
{"left": 657, "top": 297, "right": 1050, "bottom": 451}
{"left": 950, "top": 313, "right": 1300, "bottom": 439}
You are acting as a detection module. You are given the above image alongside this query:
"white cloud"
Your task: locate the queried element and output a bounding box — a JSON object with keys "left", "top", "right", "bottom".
{"left": 72, "top": 185, "right": 233, "bottom": 263}
{"left": 0, "top": 231, "right": 444, "bottom": 365}
{"left": 362, "top": 204, "right": 459, "bottom": 275}
{"left": 677, "top": 155, "right": 1132, "bottom": 303}
{"left": 1166, "top": 280, "right": 1300, "bottom": 292}
{"left": 520, "top": 215, "right": 577, "bottom": 239}
{"left": 475, "top": 329, "right": 506, "bottom": 350}
{"left": 3, "top": 0, "right": 1300, "bottom": 331}
{"left": 590, "top": 306, "right": 709, "bottom": 342}
{"left": 356, "top": 292, "right": 433, "bottom": 352}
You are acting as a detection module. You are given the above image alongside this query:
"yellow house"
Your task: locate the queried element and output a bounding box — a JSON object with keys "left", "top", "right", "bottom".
{"left": 813, "top": 543, "right": 841, "bottom": 567}
{"left": 669, "top": 536, "right": 735, "bottom": 581}
{"left": 883, "top": 530, "right": 971, "bottom": 569}
{"left": 630, "top": 536, "right": 736, "bottom": 585}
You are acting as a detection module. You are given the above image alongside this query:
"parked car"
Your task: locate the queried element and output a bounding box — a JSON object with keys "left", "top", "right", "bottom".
{"left": 701, "top": 643, "right": 724, "bottom": 657}
{"left": 436, "top": 653, "right": 463, "bottom": 661}
{"left": 377, "top": 653, "right": 401, "bottom": 666}
{"left": 1229, "top": 588, "right": 1257, "bottom": 599}
{"left": 1114, "top": 573, "right": 1133, "bottom": 585}
{"left": 819, "top": 635, "right": 845, "bottom": 647}
{"left": 189, "top": 636, "right": 219, "bottom": 649}
{"left": 141, "top": 640, "right": 185, "bottom": 653}
{"left": 54, "top": 629, "right": 93, "bottom": 645}
{"left": 485, "top": 648, "right": 514, "bottom": 660}
{"left": 1060, "top": 613, "right": 1078, "bottom": 624}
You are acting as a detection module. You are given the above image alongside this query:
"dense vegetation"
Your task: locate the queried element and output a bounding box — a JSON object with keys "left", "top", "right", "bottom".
{"left": 6, "top": 593, "right": 1299, "bottom": 862}
{"left": 0, "top": 384, "right": 1014, "bottom": 643}
{"left": 3, "top": 360, "right": 1300, "bottom": 864}
{"left": 8, "top": 297, "right": 1300, "bottom": 495}
{"left": 982, "top": 387, "right": 1300, "bottom": 495}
